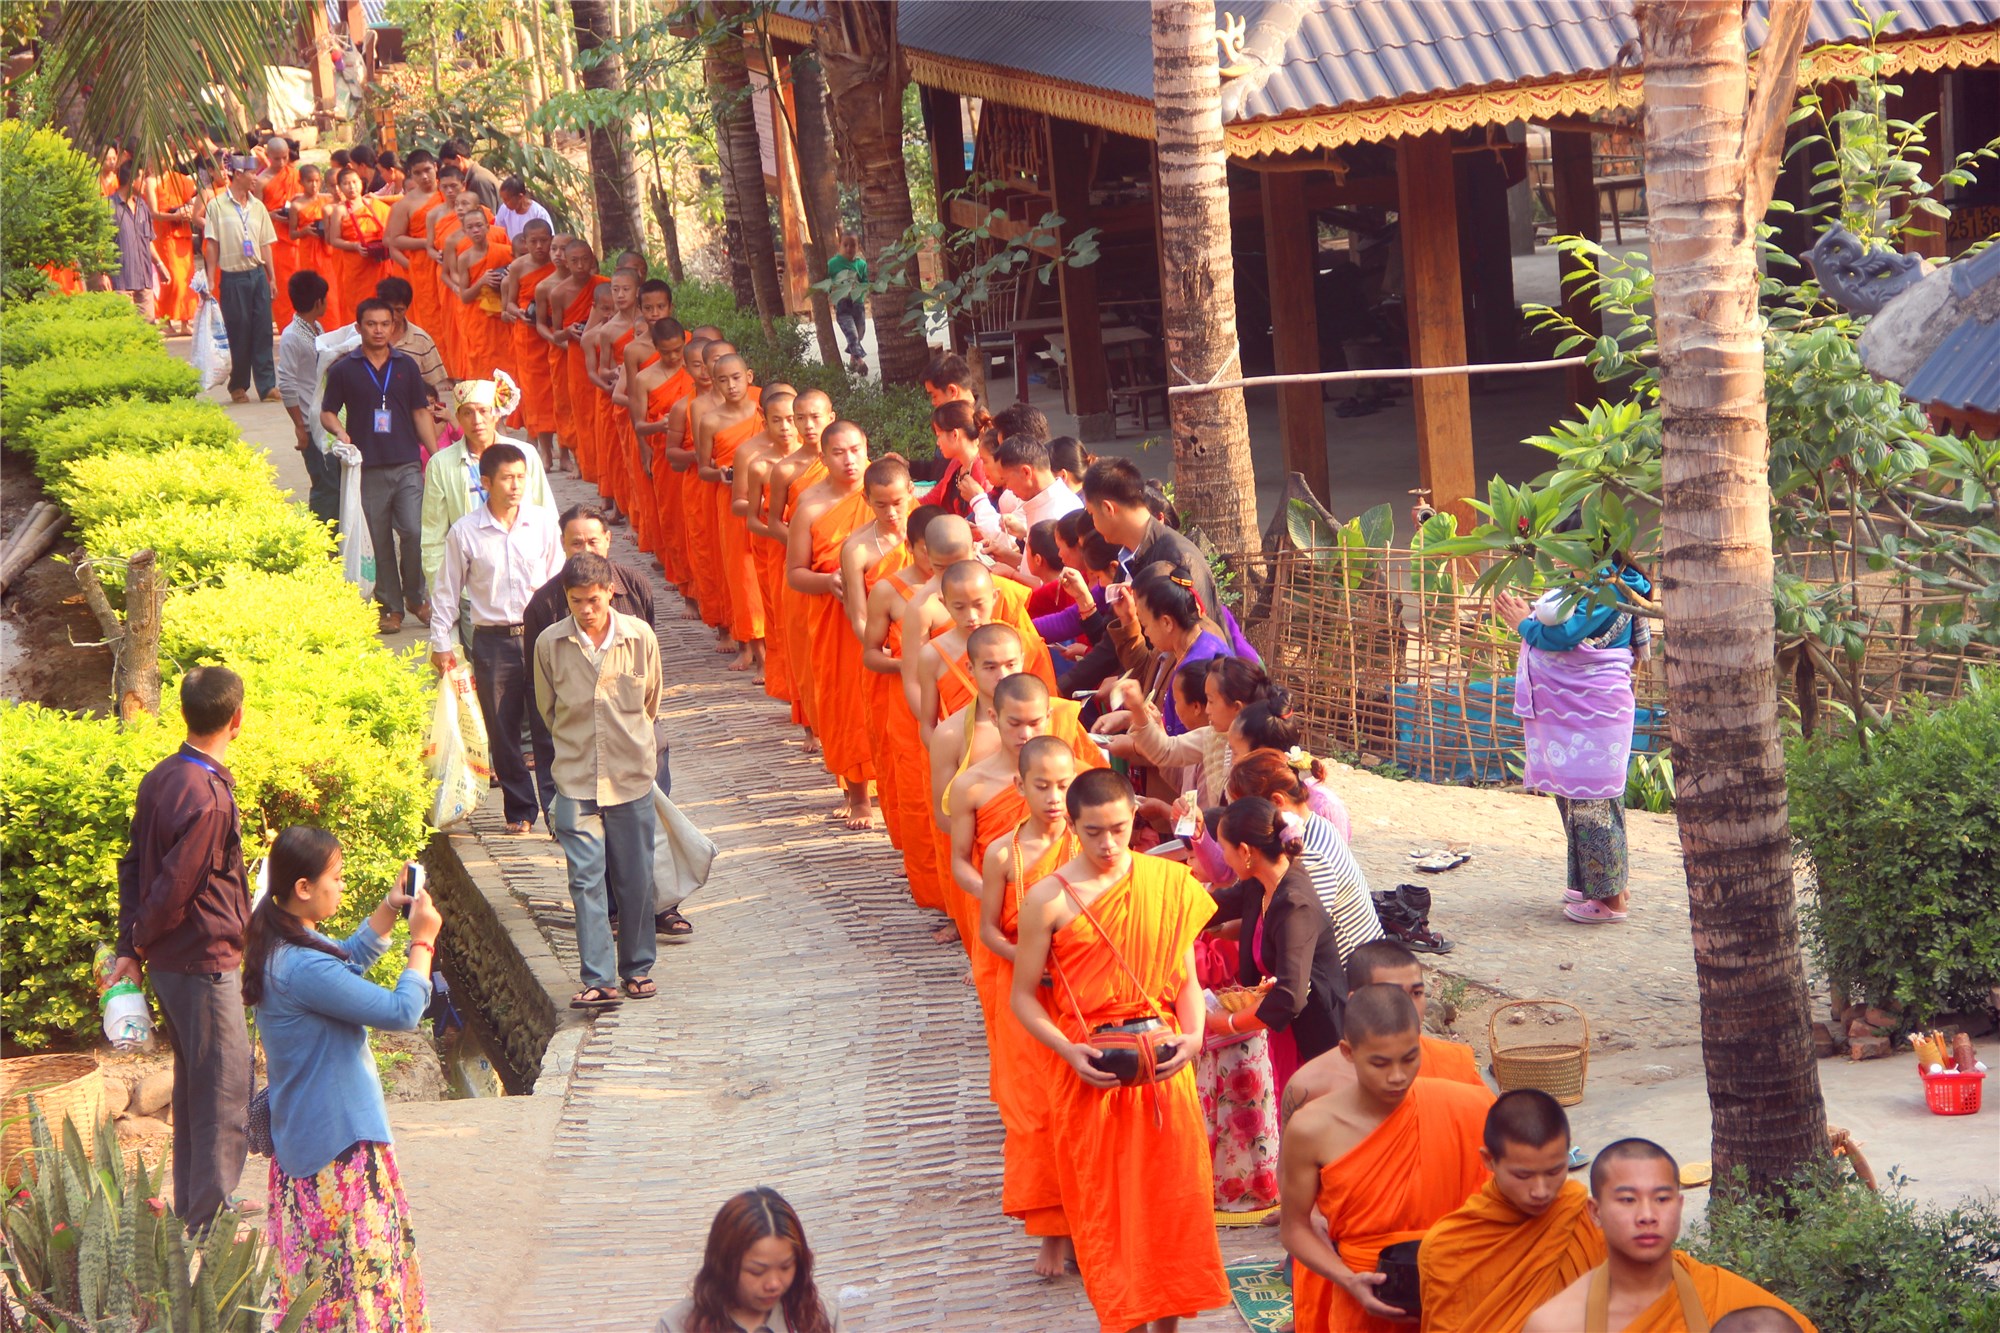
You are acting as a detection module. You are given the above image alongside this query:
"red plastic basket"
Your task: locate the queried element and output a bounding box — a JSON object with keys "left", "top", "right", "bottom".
{"left": 1921, "top": 1069, "right": 1985, "bottom": 1116}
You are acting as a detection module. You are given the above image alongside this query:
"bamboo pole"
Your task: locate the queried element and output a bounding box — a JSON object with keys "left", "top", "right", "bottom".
{"left": 0, "top": 505, "right": 67, "bottom": 595}
{"left": 1169, "top": 352, "right": 1608, "bottom": 397}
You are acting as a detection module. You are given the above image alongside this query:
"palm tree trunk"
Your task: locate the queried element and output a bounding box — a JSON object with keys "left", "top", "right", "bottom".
{"left": 814, "top": 0, "right": 931, "bottom": 385}
{"left": 1150, "top": 0, "right": 1259, "bottom": 557}
{"left": 570, "top": 0, "right": 643, "bottom": 256}
{"left": 705, "top": 5, "right": 783, "bottom": 330}
{"left": 1639, "top": 0, "right": 1827, "bottom": 1196}
{"left": 703, "top": 34, "right": 757, "bottom": 308}
{"left": 791, "top": 47, "right": 845, "bottom": 367}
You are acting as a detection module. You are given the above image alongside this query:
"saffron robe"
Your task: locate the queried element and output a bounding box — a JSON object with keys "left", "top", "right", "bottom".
{"left": 992, "top": 577, "right": 1060, "bottom": 691}
{"left": 681, "top": 406, "right": 726, "bottom": 627}
{"left": 644, "top": 370, "right": 695, "bottom": 588}
{"left": 757, "top": 474, "right": 801, "bottom": 705}
{"left": 780, "top": 459, "right": 829, "bottom": 730}
{"left": 805, "top": 489, "right": 878, "bottom": 785}
{"left": 622, "top": 346, "right": 660, "bottom": 551}
{"left": 993, "top": 829, "right": 1074, "bottom": 1236}
{"left": 333, "top": 196, "right": 392, "bottom": 329}
{"left": 431, "top": 210, "right": 469, "bottom": 376}
{"left": 291, "top": 194, "right": 339, "bottom": 329}
{"left": 711, "top": 411, "right": 767, "bottom": 641}
{"left": 154, "top": 172, "right": 199, "bottom": 324}
{"left": 560, "top": 276, "right": 606, "bottom": 483}
{"left": 262, "top": 167, "right": 302, "bottom": 326}
{"left": 1422, "top": 1035, "right": 1486, "bottom": 1087}
{"left": 589, "top": 326, "right": 632, "bottom": 507}
{"left": 1292, "top": 1077, "right": 1495, "bottom": 1333}
{"left": 1044, "top": 856, "right": 1229, "bottom": 1332}
{"left": 1586, "top": 1253, "right": 1817, "bottom": 1332}
{"left": 406, "top": 197, "right": 449, "bottom": 336}
{"left": 878, "top": 569, "right": 945, "bottom": 910}
{"left": 510, "top": 262, "right": 559, "bottom": 436}
{"left": 459, "top": 232, "right": 515, "bottom": 386}
{"left": 861, "top": 544, "right": 916, "bottom": 856}
{"left": 1418, "top": 1178, "right": 1604, "bottom": 1333}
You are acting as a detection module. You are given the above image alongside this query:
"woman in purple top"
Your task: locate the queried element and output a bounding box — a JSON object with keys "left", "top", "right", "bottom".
{"left": 1130, "top": 563, "right": 1231, "bottom": 734}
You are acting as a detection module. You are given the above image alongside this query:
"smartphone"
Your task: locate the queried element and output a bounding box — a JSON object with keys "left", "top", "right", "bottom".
{"left": 402, "top": 860, "right": 425, "bottom": 917}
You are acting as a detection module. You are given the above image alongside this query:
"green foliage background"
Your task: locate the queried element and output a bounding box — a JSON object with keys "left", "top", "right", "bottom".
{"left": 0, "top": 120, "right": 115, "bottom": 301}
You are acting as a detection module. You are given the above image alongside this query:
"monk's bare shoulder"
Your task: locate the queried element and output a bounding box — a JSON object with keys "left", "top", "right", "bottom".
{"left": 1522, "top": 1271, "right": 1591, "bottom": 1333}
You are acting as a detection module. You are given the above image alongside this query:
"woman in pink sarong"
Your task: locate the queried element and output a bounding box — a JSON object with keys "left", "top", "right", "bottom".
{"left": 1495, "top": 554, "right": 1653, "bottom": 924}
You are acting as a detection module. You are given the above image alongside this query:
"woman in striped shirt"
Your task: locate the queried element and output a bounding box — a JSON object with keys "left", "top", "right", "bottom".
{"left": 1227, "top": 749, "right": 1384, "bottom": 964}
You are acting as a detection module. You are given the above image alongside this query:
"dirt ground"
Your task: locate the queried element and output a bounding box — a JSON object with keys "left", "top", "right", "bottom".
{"left": 0, "top": 448, "right": 116, "bottom": 714}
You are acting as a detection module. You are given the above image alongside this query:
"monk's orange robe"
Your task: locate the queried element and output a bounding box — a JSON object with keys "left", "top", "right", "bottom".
{"left": 404, "top": 196, "right": 447, "bottom": 342}
{"left": 1044, "top": 856, "right": 1228, "bottom": 1332}
{"left": 935, "top": 646, "right": 979, "bottom": 723}
{"left": 711, "top": 412, "right": 766, "bottom": 641}
{"left": 431, "top": 211, "right": 468, "bottom": 375}
{"left": 511, "top": 262, "right": 559, "bottom": 436}
{"left": 1590, "top": 1253, "right": 1817, "bottom": 1332}
{"left": 459, "top": 232, "right": 514, "bottom": 384}
{"left": 644, "top": 370, "right": 695, "bottom": 587}
{"left": 291, "top": 194, "right": 338, "bottom": 326}
{"left": 805, "top": 489, "right": 878, "bottom": 785}
{"left": 263, "top": 167, "right": 302, "bottom": 326}
{"left": 560, "top": 276, "right": 606, "bottom": 483}
{"left": 1292, "top": 1077, "right": 1495, "bottom": 1333}
{"left": 332, "top": 196, "right": 391, "bottom": 328}
{"left": 586, "top": 331, "right": 628, "bottom": 506}
{"left": 1422, "top": 1035, "right": 1485, "bottom": 1087}
{"left": 756, "top": 481, "right": 799, "bottom": 705}
{"left": 860, "top": 545, "right": 915, "bottom": 859}
{"left": 877, "top": 568, "right": 944, "bottom": 909}
{"left": 1418, "top": 1178, "right": 1604, "bottom": 1333}
{"left": 623, "top": 347, "right": 661, "bottom": 552}
{"left": 1050, "top": 698, "right": 1110, "bottom": 777}
{"left": 967, "top": 784, "right": 1031, "bottom": 1067}
{"left": 681, "top": 407, "right": 725, "bottom": 627}
{"left": 40, "top": 265, "right": 83, "bottom": 295}
{"left": 154, "top": 172, "right": 198, "bottom": 325}
{"left": 992, "top": 829, "right": 1075, "bottom": 1237}
{"left": 547, "top": 331, "right": 573, "bottom": 458}
{"left": 781, "top": 460, "right": 829, "bottom": 729}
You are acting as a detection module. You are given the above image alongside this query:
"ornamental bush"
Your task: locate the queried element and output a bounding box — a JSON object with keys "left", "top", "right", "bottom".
{"left": 0, "top": 312, "right": 163, "bottom": 367}
{"left": 20, "top": 396, "right": 239, "bottom": 484}
{"left": 1690, "top": 1163, "right": 2000, "bottom": 1333}
{"left": 0, "top": 290, "right": 147, "bottom": 327}
{"left": 1788, "top": 681, "right": 2000, "bottom": 1020}
{"left": 83, "top": 499, "right": 333, "bottom": 598}
{"left": 0, "top": 350, "right": 199, "bottom": 436}
{"left": 55, "top": 442, "right": 280, "bottom": 531}
{"left": 160, "top": 563, "right": 381, "bottom": 666}
{"left": 0, "top": 122, "right": 116, "bottom": 302}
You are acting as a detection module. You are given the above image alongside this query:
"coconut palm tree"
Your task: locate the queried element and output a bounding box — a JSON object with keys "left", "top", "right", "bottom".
{"left": 703, "top": 2, "right": 782, "bottom": 330}
{"left": 1637, "top": 0, "right": 1829, "bottom": 1194}
{"left": 1150, "top": 0, "right": 1259, "bottom": 558}
{"left": 36, "top": 0, "right": 290, "bottom": 162}
{"left": 570, "top": 0, "right": 643, "bottom": 258}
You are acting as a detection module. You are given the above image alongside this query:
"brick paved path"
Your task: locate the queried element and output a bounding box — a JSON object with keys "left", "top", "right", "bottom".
{"left": 466, "top": 472, "right": 1268, "bottom": 1333}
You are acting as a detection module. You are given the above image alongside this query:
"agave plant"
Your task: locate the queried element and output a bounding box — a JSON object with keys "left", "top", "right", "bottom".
{"left": 0, "top": 1100, "right": 318, "bottom": 1332}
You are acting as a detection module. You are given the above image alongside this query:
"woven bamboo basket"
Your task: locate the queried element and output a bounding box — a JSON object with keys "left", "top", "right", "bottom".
{"left": 2, "top": 1053, "right": 106, "bottom": 1185}
{"left": 1488, "top": 1000, "right": 1590, "bottom": 1106}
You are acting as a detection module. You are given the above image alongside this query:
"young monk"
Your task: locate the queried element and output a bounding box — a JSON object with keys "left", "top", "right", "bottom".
{"left": 917, "top": 560, "right": 1004, "bottom": 734}
{"left": 427, "top": 168, "right": 472, "bottom": 373}
{"left": 452, "top": 204, "right": 514, "bottom": 388}
{"left": 533, "top": 234, "right": 575, "bottom": 470}
{"left": 501, "top": 218, "right": 558, "bottom": 465}
{"left": 787, "top": 419, "right": 878, "bottom": 828}
{"left": 259, "top": 138, "right": 302, "bottom": 326}
{"left": 737, "top": 388, "right": 800, "bottom": 665}
{"left": 288, "top": 165, "right": 339, "bottom": 328}
{"left": 616, "top": 278, "right": 676, "bottom": 547}
{"left": 538, "top": 238, "right": 601, "bottom": 477}
{"left": 1419, "top": 1089, "right": 1607, "bottom": 1333}
{"left": 585, "top": 268, "right": 641, "bottom": 522}
{"left": 1281, "top": 983, "right": 1495, "bottom": 1333}
{"left": 680, "top": 339, "right": 739, "bottom": 646}
{"left": 859, "top": 502, "right": 951, "bottom": 917}
{"left": 658, "top": 333, "right": 715, "bottom": 612}
{"left": 899, "top": 526, "right": 1058, "bottom": 733}
{"left": 978, "top": 733, "right": 1077, "bottom": 1276}
{"left": 565, "top": 279, "right": 616, "bottom": 495}
{"left": 1525, "top": 1141, "right": 1816, "bottom": 1333}
{"left": 840, "top": 456, "right": 918, "bottom": 851}
{"left": 325, "top": 164, "right": 390, "bottom": 330}
{"left": 696, "top": 353, "right": 767, "bottom": 671}
{"left": 1281, "top": 938, "right": 1487, "bottom": 1125}
{"left": 383, "top": 150, "right": 442, "bottom": 326}
{"left": 768, "top": 390, "right": 834, "bottom": 749}
{"left": 633, "top": 317, "right": 693, "bottom": 577}
{"left": 1010, "top": 768, "right": 1229, "bottom": 1333}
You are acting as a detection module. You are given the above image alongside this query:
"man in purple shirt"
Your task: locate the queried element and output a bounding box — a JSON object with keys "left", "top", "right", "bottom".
{"left": 112, "top": 666, "right": 253, "bottom": 1234}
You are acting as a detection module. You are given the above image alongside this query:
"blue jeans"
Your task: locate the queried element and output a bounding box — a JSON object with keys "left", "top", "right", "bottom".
{"left": 552, "top": 793, "right": 657, "bottom": 989}
{"left": 301, "top": 440, "right": 340, "bottom": 527}
{"left": 835, "top": 299, "right": 866, "bottom": 358}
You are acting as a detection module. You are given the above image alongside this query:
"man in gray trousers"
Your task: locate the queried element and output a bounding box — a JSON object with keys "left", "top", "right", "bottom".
{"left": 111, "top": 666, "right": 254, "bottom": 1233}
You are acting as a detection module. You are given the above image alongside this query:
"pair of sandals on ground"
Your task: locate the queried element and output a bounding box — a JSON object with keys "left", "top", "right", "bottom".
{"left": 569, "top": 904, "right": 693, "bottom": 1009}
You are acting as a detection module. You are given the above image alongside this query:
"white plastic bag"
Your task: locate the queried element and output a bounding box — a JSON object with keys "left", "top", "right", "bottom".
{"left": 191, "top": 291, "right": 231, "bottom": 391}
{"left": 651, "top": 784, "right": 717, "bottom": 913}
{"left": 335, "top": 442, "right": 376, "bottom": 601}
{"left": 424, "top": 666, "right": 492, "bottom": 829}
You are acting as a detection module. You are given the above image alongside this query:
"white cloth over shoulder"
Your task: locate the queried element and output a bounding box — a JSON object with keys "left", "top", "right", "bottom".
{"left": 651, "top": 784, "right": 715, "bottom": 913}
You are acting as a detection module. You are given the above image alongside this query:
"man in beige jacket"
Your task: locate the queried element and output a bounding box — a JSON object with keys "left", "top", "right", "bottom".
{"left": 533, "top": 551, "right": 663, "bottom": 1009}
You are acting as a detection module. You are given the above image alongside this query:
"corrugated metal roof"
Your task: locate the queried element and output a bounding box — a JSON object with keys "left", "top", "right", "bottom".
{"left": 895, "top": 0, "right": 2000, "bottom": 126}
{"left": 1901, "top": 244, "right": 2000, "bottom": 413}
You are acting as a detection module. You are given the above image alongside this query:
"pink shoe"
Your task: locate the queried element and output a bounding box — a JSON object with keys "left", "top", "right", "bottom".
{"left": 1564, "top": 899, "right": 1628, "bottom": 924}
{"left": 1563, "top": 887, "right": 1586, "bottom": 903}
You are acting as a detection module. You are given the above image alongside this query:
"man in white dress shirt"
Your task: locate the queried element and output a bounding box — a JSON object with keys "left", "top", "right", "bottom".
{"left": 420, "top": 372, "right": 553, "bottom": 593}
{"left": 989, "top": 434, "right": 1083, "bottom": 575}
{"left": 431, "top": 441, "right": 563, "bottom": 833}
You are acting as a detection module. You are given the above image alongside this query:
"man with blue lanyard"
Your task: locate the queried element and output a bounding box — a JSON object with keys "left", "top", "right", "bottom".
{"left": 419, "top": 372, "right": 554, "bottom": 597}
{"left": 200, "top": 154, "right": 280, "bottom": 403}
{"left": 321, "top": 298, "right": 438, "bottom": 633}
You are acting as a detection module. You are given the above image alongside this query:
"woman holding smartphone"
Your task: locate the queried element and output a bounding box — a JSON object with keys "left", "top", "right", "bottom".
{"left": 243, "top": 826, "right": 440, "bottom": 1331}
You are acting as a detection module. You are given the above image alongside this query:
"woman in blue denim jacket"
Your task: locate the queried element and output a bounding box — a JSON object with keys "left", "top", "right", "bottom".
{"left": 242, "top": 826, "right": 441, "bottom": 1332}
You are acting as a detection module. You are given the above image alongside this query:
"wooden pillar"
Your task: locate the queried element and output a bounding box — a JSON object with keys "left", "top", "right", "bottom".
{"left": 306, "top": 4, "right": 336, "bottom": 130}
{"left": 1892, "top": 70, "right": 1947, "bottom": 259}
{"left": 1046, "top": 115, "right": 1111, "bottom": 438}
{"left": 920, "top": 85, "right": 969, "bottom": 350}
{"left": 1396, "top": 133, "right": 1476, "bottom": 523}
{"left": 1261, "top": 170, "right": 1327, "bottom": 501}
{"left": 1550, "top": 126, "right": 1604, "bottom": 408}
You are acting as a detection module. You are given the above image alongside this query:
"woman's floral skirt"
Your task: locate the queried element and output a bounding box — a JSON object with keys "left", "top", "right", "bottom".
{"left": 1196, "top": 1033, "right": 1280, "bottom": 1212}
{"left": 267, "top": 1140, "right": 430, "bottom": 1333}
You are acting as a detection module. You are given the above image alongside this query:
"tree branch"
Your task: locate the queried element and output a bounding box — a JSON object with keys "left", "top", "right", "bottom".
{"left": 1741, "top": 0, "right": 1813, "bottom": 230}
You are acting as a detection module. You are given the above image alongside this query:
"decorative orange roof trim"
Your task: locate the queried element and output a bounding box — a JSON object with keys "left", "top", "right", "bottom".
{"left": 905, "top": 50, "right": 1156, "bottom": 141}
{"left": 1221, "top": 27, "right": 2000, "bottom": 156}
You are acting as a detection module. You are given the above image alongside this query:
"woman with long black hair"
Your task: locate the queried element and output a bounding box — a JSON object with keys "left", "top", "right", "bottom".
{"left": 657, "top": 1187, "right": 844, "bottom": 1332}
{"left": 244, "top": 826, "right": 440, "bottom": 1332}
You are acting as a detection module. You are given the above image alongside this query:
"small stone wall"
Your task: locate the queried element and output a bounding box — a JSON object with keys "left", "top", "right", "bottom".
{"left": 423, "top": 830, "right": 572, "bottom": 1093}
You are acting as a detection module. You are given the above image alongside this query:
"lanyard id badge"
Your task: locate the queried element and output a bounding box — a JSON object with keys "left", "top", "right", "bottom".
{"left": 365, "top": 356, "right": 394, "bottom": 435}
{"left": 232, "top": 197, "right": 256, "bottom": 259}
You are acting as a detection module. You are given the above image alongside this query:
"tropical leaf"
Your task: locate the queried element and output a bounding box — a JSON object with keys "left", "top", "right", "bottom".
{"left": 40, "top": 0, "right": 295, "bottom": 164}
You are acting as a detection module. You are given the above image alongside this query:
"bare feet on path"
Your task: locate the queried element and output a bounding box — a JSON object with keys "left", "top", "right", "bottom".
{"left": 1032, "top": 1236, "right": 1074, "bottom": 1280}
{"left": 842, "top": 787, "right": 875, "bottom": 831}
{"left": 727, "top": 646, "right": 756, "bottom": 672}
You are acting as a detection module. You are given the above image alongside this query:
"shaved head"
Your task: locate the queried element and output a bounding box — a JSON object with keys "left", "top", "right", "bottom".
{"left": 925, "top": 514, "right": 975, "bottom": 563}
{"left": 1589, "top": 1138, "right": 1679, "bottom": 1198}
{"left": 941, "top": 560, "right": 995, "bottom": 599}
{"left": 1019, "top": 733, "right": 1072, "bottom": 777}
{"left": 1343, "top": 983, "right": 1421, "bottom": 1046}
{"left": 711, "top": 352, "right": 747, "bottom": 375}
{"left": 1484, "top": 1089, "right": 1570, "bottom": 1160}
{"left": 864, "top": 454, "right": 911, "bottom": 491}
{"left": 967, "top": 622, "right": 1024, "bottom": 662}
{"left": 1712, "top": 1311, "right": 1804, "bottom": 1333}
{"left": 907, "top": 503, "right": 945, "bottom": 544}
{"left": 993, "top": 671, "right": 1051, "bottom": 710}
{"left": 796, "top": 388, "right": 832, "bottom": 415}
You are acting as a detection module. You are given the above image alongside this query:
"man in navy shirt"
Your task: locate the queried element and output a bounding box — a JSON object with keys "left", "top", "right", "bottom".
{"left": 321, "top": 297, "right": 438, "bottom": 632}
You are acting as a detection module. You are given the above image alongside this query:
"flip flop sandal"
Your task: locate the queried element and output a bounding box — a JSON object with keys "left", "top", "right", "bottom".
{"left": 569, "top": 985, "right": 624, "bottom": 1009}
{"left": 655, "top": 908, "right": 694, "bottom": 942}
{"left": 622, "top": 976, "right": 658, "bottom": 1000}
{"left": 1409, "top": 850, "right": 1472, "bottom": 872}
{"left": 1568, "top": 1146, "right": 1590, "bottom": 1172}
{"left": 1563, "top": 899, "right": 1629, "bottom": 924}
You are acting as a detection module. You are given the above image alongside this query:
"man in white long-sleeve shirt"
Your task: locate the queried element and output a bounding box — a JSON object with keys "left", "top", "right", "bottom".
{"left": 431, "top": 441, "right": 562, "bottom": 832}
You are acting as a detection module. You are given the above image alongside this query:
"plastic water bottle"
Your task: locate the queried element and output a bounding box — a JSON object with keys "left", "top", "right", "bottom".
{"left": 93, "top": 944, "right": 153, "bottom": 1050}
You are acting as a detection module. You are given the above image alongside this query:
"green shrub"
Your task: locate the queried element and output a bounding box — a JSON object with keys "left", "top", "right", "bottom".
{"left": 1788, "top": 682, "right": 2000, "bottom": 1019}
{"left": 19, "top": 395, "right": 240, "bottom": 483}
{"left": 83, "top": 499, "right": 334, "bottom": 597}
{"left": 0, "top": 351, "right": 199, "bottom": 437}
{"left": 0, "top": 310, "right": 164, "bottom": 367}
{"left": 55, "top": 442, "right": 280, "bottom": 530}
{"left": 669, "top": 277, "right": 937, "bottom": 461}
{"left": 0, "top": 290, "right": 150, "bottom": 327}
{"left": 1690, "top": 1163, "right": 2000, "bottom": 1333}
{"left": 0, "top": 702, "right": 173, "bottom": 1050}
{"left": 160, "top": 563, "right": 381, "bottom": 666}
{"left": 0, "top": 121, "right": 116, "bottom": 302}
